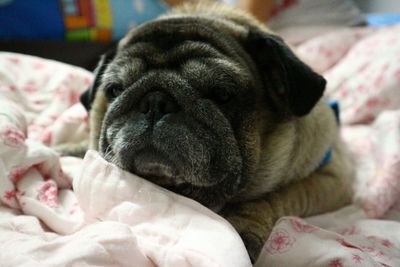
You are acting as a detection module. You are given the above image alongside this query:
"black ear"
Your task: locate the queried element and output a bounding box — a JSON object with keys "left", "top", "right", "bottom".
{"left": 80, "top": 49, "right": 116, "bottom": 111}
{"left": 245, "top": 30, "right": 326, "bottom": 116}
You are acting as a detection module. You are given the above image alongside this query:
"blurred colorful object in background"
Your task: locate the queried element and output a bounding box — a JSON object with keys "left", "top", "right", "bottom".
{"left": 366, "top": 14, "right": 400, "bottom": 26}
{"left": 0, "top": 0, "right": 65, "bottom": 40}
{"left": 0, "top": 0, "right": 169, "bottom": 41}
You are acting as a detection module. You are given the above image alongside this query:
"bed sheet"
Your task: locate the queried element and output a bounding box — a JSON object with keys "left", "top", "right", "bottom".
{"left": 1, "top": 25, "right": 400, "bottom": 267}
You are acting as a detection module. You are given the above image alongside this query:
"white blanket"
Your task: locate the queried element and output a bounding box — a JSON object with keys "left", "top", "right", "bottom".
{"left": 1, "top": 25, "right": 400, "bottom": 267}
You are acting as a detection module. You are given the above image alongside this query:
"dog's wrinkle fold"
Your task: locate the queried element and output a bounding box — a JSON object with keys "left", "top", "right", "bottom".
{"left": 121, "top": 17, "right": 250, "bottom": 68}
{"left": 119, "top": 40, "right": 226, "bottom": 69}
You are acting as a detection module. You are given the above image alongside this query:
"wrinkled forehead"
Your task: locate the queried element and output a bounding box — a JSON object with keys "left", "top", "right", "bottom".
{"left": 103, "top": 16, "right": 255, "bottom": 87}
{"left": 118, "top": 15, "right": 253, "bottom": 66}
{"left": 119, "top": 15, "right": 248, "bottom": 49}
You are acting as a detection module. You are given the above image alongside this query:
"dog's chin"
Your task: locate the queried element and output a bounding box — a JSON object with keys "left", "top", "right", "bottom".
{"left": 134, "top": 161, "right": 228, "bottom": 211}
{"left": 116, "top": 149, "right": 185, "bottom": 187}
{"left": 103, "top": 146, "right": 237, "bottom": 211}
{"left": 133, "top": 161, "right": 183, "bottom": 187}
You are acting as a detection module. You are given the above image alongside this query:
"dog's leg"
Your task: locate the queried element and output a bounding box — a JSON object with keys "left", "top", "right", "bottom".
{"left": 221, "top": 161, "right": 352, "bottom": 262}
{"left": 53, "top": 139, "right": 89, "bottom": 158}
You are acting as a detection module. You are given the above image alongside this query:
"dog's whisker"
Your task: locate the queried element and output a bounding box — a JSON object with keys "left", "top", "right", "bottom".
{"left": 103, "top": 144, "right": 114, "bottom": 162}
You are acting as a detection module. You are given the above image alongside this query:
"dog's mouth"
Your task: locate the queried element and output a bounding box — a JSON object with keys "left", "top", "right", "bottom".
{"left": 127, "top": 149, "right": 186, "bottom": 187}
{"left": 104, "top": 143, "right": 240, "bottom": 210}
{"left": 134, "top": 162, "right": 181, "bottom": 186}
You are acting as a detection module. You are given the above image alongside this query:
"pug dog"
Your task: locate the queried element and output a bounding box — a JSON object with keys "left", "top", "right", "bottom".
{"left": 77, "top": 2, "right": 353, "bottom": 262}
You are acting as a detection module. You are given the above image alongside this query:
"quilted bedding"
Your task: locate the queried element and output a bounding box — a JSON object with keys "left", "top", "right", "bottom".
{"left": 1, "top": 25, "right": 400, "bottom": 267}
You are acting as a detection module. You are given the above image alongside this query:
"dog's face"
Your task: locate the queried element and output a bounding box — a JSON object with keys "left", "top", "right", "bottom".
{"left": 82, "top": 14, "right": 325, "bottom": 210}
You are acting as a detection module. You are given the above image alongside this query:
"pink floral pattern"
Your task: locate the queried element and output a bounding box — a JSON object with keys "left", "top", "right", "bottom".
{"left": 23, "top": 81, "right": 38, "bottom": 93}
{"left": 32, "top": 61, "right": 46, "bottom": 70}
{"left": 37, "top": 182, "right": 59, "bottom": 208}
{"left": 381, "top": 239, "right": 393, "bottom": 248}
{"left": 265, "top": 228, "right": 295, "bottom": 254}
{"left": 352, "top": 254, "right": 363, "bottom": 264}
{"left": 43, "top": 173, "right": 52, "bottom": 180}
{"left": 329, "top": 259, "right": 344, "bottom": 267}
{"left": 337, "top": 226, "right": 359, "bottom": 236}
{"left": 0, "top": 53, "right": 90, "bottom": 235}
{"left": 336, "top": 238, "right": 363, "bottom": 250}
{"left": 8, "top": 166, "right": 27, "bottom": 184}
{"left": 39, "top": 130, "right": 52, "bottom": 145}
{"left": 8, "top": 56, "right": 20, "bottom": 64}
{"left": 7, "top": 85, "right": 17, "bottom": 92}
{"left": 54, "top": 87, "right": 81, "bottom": 105}
{"left": 69, "top": 202, "right": 79, "bottom": 215}
{"left": 290, "top": 218, "right": 317, "bottom": 233}
{"left": 3, "top": 190, "right": 16, "bottom": 202}
{"left": 2, "top": 125, "right": 26, "bottom": 148}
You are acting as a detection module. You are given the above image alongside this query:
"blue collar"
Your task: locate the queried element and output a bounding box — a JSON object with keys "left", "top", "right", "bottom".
{"left": 318, "top": 99, "right": 340, "bottom": 169}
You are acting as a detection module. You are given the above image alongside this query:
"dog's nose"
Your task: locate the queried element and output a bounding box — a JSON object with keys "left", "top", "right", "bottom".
{"left": 139, "top": 91, "right": 179, "bottom": 122}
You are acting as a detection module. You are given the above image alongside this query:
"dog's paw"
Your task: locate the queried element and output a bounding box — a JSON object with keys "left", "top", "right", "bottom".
{"left": 53, "top": 143, "right": 88, "bottom": 158}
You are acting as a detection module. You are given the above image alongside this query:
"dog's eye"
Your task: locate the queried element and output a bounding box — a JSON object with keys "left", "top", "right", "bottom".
{"left": 208, "top": 89, "right": 233, "bottom": 104}
{"left": 105, "top": 84, "right": 124, "bottom": 99}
